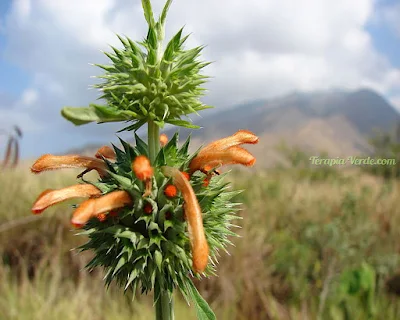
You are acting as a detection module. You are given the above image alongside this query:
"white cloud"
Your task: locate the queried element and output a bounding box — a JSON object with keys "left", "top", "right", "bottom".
{"left": 21, "top": 88, "right": 38, "bottom": 106}
{"left": 14, "top": 0, "right": 31, "bottom": 23}
{"left": 390, "top": 96, "right": 400, "bottom": 111}
{"left": 1, "top": 0, "right": 400, "bottom": 156}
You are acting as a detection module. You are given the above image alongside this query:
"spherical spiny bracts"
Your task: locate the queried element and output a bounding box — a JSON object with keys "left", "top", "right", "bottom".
{"left": 30, "top": 130, "right": 257, "bottom": 303}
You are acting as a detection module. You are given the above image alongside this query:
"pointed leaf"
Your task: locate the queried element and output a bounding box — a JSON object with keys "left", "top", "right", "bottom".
{"left": 155, "top": 147, "right": 166, "bottom": 166}
{"left": 167, "top": 119, "right": 200, "bottom": 129}
{"left": 186, "top": 280, "right": 216, "bottom": 320}
{"left": 154, "top": 250, "right": 163, "bottom": 271}
{"left": 135, "top": 133, "right": 149, "bottom": 156}
{"left": 61, "top": 107, "right": 99, "bottom": 125}
{"left": 141, "top": 0, "right": 155, "bottom": 27}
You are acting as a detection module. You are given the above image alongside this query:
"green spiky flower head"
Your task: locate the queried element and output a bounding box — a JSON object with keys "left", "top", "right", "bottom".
{"left": 78, "top": 134, "right": 243, "bottom": 308}
{"left": 61, "top": 0, "right": 211, "bottom": 132}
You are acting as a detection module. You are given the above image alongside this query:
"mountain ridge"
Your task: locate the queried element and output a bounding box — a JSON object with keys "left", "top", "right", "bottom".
{"left": 73, "top": 88, "right": 400, "bottom": 167}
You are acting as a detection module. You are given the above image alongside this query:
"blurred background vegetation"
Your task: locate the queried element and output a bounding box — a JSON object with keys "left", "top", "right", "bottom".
{"left": 1, "top": 130, "right": 400, "bottom": 320}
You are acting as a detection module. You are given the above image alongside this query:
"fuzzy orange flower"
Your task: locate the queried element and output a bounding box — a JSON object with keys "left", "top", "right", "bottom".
{"left": 189, "top": 130, "right": 258, "bottom": 175}
{"left": 31, "top": 154, "right": 107, "bottom": 177}
{"left": 162, "top": 166, "right": 209, "bottom": 273}
{"left": 32, "top": 184, "right": 101, "bottom": 214}
{"left": 188, "top": 130, "right": 258, "bottom": 188}
{"left": 132, "top": 155, "right": 154, "bottom": 197}
{"left": 71, "top": 190, "right": 132, "bottom": 227}
{"left": 159, "top": 133, "right": 168, "bottom": 147}
{"left": 30, "top": 146, "right": 133, "bottom": 228}
{"left": 95, "top": 145, "right": 116, "bottom": 160}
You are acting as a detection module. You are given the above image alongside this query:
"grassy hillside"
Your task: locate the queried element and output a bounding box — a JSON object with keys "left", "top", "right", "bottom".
{"left": 1, "top": 164, "right": 400, "bottom": 319}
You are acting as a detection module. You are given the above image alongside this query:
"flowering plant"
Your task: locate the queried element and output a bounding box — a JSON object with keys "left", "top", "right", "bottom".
{"left": 31, "top": 1, "right": 258, "bottom": 319}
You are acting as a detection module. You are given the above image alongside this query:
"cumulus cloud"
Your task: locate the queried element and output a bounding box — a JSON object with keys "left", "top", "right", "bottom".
{"left": 21, "top": 88, "right": 38, "bottom": 106}
{"left": 1, "top": 0, "right": 400, "bottom": 157}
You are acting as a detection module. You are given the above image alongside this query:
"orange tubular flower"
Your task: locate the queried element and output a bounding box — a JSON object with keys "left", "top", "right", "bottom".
{"left": 162, "top": 166, "right": 209, "bottom": 273}
{"left": 32, "top": 184, "right": 102, "bottom": 214}
{"left": 95, "top": 146, "right": 116, "bottom": 160}
{"left": 198, "top": 129, "right": 258, "bottom": 156}
{"left": 31, "top": 154, "right": 107, "bottom": 176}
{"left": 132, "top": 155, "right": 154, "bottom": 197}
{"left": 189, "top": 146, "right": 256, "bottom": 174}
{"left": 189, "top": 130, "right": 258, "bottom": 175}
{"left": 71, "top": 190, "right": 132, "bottom": 228}
{"left": 159, "top": 133, "right": 168, "bottom": 147}
{"left": 132, "top": 155, "right": 153, "bottom": 180}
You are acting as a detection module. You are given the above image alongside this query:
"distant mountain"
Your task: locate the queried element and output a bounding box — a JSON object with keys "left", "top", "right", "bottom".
{"left": 78, "top": 88, "right": 400, "bottom": 167}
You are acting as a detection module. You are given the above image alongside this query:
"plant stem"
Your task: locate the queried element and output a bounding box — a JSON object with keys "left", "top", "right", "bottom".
{"left": 148, "top": 120, "right": 160, "bottom": 163}
{"left": 155, "top": 289, "right": 174, "bottom": 320}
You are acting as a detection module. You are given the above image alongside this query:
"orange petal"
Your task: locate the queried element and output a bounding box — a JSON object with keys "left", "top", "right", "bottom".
{"left": 199, "top": 130, "right": 258, "bottom": 156}
{"left": 71, "top": 190, "right": 132, "bottom": 227}
{"left": 32, "top": 184, "right": 101, "bottom": 214}
{"left": 162, "top": 166, "right": 209, "bottom": 273}
{"left": 31, "top": 154, "right": 107, "bottom": 175}
{"left": 202, "top": 162, "right": 221, "bottom": 173}
{"left": 160, "top": 134, "right": 168, "bottom": 147}
{"left": 164, "top": 184, "right": 177, "bottom": 198}
{"left": 132, "top": 155, "right": 153, "bottom": 181}
{"left": 189, "top": 146, "right": 256, "bottom": 174}
{"left": 95, "top": 146, "right": 116, "bottom": 160}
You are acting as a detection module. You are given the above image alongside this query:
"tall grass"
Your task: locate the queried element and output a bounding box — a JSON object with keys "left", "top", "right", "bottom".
{"left": 1, "top": 165, "right": 400, "bottom": 319}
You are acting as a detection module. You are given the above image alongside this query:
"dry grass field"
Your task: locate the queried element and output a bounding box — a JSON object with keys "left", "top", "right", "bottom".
{"left": 1, "top": 163, "right": 400, "bottom": 319}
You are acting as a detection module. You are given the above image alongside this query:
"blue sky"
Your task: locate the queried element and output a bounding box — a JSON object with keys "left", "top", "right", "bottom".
{"left": 0, "top": 1, "right": 29, "bottom": 94}
{"left": 0, "top": 0, "right": 400, "bottom": 159}
{"left": 366, "top": 0, "right": 400, "bottom": 69}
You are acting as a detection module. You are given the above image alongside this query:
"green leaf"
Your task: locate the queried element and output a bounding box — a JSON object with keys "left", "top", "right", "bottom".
{"left": 164, "top": 131, "right": 179, "bottom": 150}
{"left": 158, "top": 0, "right": 172, "bottom": 29}
{"left": 155, "top": 147, "right": 166, "bottom": 166}
{"left": 146, "top": 27, "right": 158, "bottom": 52}
{"left": 61, "top": 104, "right": 135, "bottom": 126}
{"left": 135, "top": 133, "right": 149, "bottom": 156}
{"left": 61, "top": 107, "right": 99, "bottom": 125}
{"left": 108, "top": 172, "right": 133, "bottom": 190}
{"left": 141, "top": 0, "right": 155, "bottom": 27}
{"left": 117, "top": 137, "right": 136, "bottom": 160}
{"left": 117, "top": 120, "right": 147, "bottom": 132}
{"left": 186, "top": 280, "right": 216, "bottom": 320}
{"left": 113, "top": 254, "right": 128, "bottom": 276}
{"left": 154, "top": 120, "right": 165, "bottom": 128}
{"left": 178, "top": 134, "right": 191, "bottom": 156}
{"left": 154, "top": 250, "right": 163, "bottom": 271}
{"left": 163, "top": 28, "right": 183, "bottom": 62}
{"left": 167, "top": 119, "right": 201, "bottom": 129}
